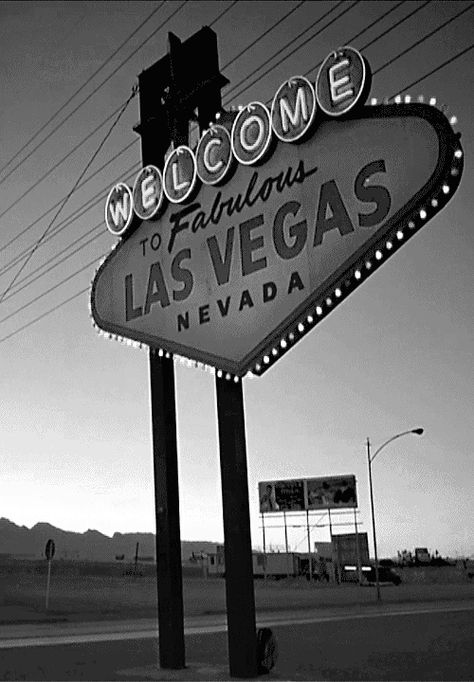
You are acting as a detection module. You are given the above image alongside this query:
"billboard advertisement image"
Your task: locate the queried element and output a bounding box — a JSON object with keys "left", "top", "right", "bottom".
{"left": 306, "top": 475, "right": 357, "bottom": 510}
{"left": 259, "top": 475, "right": 357, "bottom": 513}
{"left": 259, "top": 480, "right": 305, "bottom": 512}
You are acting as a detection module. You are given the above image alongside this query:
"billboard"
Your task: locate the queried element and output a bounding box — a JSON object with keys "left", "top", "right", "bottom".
{"left": 259, "top": 475, "right": 357, "bottom": 513}
{"left": 92, "top": 46, "right": 463, "bottom": 378}
{"left": 306, "top": 475, "right": 356, "bottom": 510}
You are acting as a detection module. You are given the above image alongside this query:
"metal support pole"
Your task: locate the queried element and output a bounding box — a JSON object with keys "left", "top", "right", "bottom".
{"left": 45, "top": 559, "right": 52, "bottom": 611}
{"left": 353, "top": 507, "right": 362, "bottom": 585}
{"left": 367, "top": 437, "right": 381, "bottom": 602}
{"left": 215, "top": 375, "right": 257, "bottom": 678}
{"left": 149, "top": 351, "right": 185, "bottom": 668}
{"left": 262, "top": 513, "right": 267, "bottom": 580}
{"left": 137, "top": 47, "right": 186, "bottom": 668}
{"left": 283, "top": 510, "right": 290, "bottom": 577}
{"left": 328, "top": 509, "right": 338, "bottom": 583}
{"left": 306, "top": 510, "right": 312, "bottom": 581}
{"left": 134, "top": 541, "right": 139, "bottom": 576}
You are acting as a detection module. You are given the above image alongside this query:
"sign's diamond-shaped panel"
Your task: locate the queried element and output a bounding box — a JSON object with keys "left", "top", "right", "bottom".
{"left": 91, "top": 105, "right": 463, "bottom": 376}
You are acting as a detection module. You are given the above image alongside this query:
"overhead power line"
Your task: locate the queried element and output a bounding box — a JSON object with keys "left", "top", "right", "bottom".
{"left": 0, "top": 0, "right": 233, "bottom": 246}
{"left": 208, "top": 0, "right": 239, "bottom": 28}
{"left": 0, "top": 86, "right": 138, "bottom": 305}
{"left": 0, "top": 161, "right": 141, "bottom": 280}
{"left": 0, "top": 139, "right": 138, "bottom": 255}
{"left": 0, "top": 1, "right": 165, "bottom": 181}
{"left": 0, "top": 103, "right": 128, "bottom": 227}
{"left": 302, "top": 0, "right": 430, "bottom": 79}
{"left": 223, "top": 1, "right": 307, "bottom": 71}
{"left": 0, "top": 3, "right": 289, "bottom": 264}
{"left": 0, "top": 253, "right": 105, "bottom": 326}
{"left": 389, "top": 41, "right": 474, "bottom": 99}
{"left": 2, "top": 158, "right": 144, "bottom": 297}
{"left": 2, "top": 226, "right": 105, "bottom": 303}
{"left": 372, "top": 3, "right": 474, "bottom": 77}
{"left": 0, "top": 1, "right": 188, "bottom": 190}
{"left": 224, "top": 1, "right": 353, "bottom": 105}
{"left": 0, "top": 287, "right": 90, "bottom": 346}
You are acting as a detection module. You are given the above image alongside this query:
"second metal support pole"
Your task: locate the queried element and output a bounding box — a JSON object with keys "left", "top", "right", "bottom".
{"left": 215, "top": 376, "right": 258, "bottom": 678}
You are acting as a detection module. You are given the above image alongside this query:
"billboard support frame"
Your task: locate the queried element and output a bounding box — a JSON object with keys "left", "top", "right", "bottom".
{"left": 306, "top": 510, "right": 312, "bottom": 581}
{"left": 353, "top": 507, "right": 362, "bottom": 585}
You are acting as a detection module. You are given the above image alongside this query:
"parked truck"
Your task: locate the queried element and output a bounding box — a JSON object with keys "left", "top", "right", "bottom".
{"left": 415, "top": 547, "right": 431, "bottom": 564}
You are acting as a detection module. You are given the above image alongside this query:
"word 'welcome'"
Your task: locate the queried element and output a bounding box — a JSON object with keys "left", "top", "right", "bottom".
{"left": 105, "top": 46, "right": 370, "bottom": 236}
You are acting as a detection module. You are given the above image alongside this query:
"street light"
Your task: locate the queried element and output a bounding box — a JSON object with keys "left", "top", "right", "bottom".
{"left": 367, "top": 428, "right": 424, "bottom": 602}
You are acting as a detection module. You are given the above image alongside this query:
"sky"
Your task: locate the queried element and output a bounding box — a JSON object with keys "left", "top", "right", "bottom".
{"left": 0, "top": 0, "right": 472, "bottom": 560}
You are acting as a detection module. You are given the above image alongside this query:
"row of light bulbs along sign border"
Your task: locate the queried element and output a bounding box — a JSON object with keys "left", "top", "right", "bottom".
{"left": 95, "top": 46, "right": 463, "bottom": 380}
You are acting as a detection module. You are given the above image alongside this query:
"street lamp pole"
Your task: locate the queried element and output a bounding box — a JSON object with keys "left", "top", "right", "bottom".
{"left": 366, "top": 428, "right": 424, "bottom": 603}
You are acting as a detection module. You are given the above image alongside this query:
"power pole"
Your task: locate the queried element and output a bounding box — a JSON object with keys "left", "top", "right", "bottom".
{"left": 134, "top": 27, "right": 228, "bottom": 671}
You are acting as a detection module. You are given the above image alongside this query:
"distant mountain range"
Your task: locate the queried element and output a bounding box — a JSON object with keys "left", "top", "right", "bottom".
{"left": 0, "top": 518, "right": 219, "bottom": 562}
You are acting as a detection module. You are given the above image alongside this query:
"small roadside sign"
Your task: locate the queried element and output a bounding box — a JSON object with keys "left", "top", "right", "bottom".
{"left": 45, "top": 538, "right": 55, "bottom": 560}
{"left": 44, "top": 538, "right": 55, "bottom": 610}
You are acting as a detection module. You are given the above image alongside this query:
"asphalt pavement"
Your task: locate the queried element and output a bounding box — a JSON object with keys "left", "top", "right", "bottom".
{"left": 1, "top": 600, "right": 473, "bottom": 680}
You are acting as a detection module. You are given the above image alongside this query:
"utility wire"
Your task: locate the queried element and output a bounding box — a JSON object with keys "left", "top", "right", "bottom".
{"left": 0, "top": 139, "right": 137, "bottom": 255}
{"left": 0, "top": 0, "right": 231, "bottom": 242}
{"left": 357, "top": 0, "right": 431, "bottom": 53}
{"left": 0, "top": 86, "right": 138, "bottom": 305}
{"left": 302, "top": 0, "right": 430, "bottom": 79}
{"left": 372, "top": 3, "right": 474, "bottom": 77}
{"left": 223, "top": 0, "right": 349, "bottom": 103}
{"left": 223, "top": 1, "right": 306, "bottom": 71}
{"left": 0, "top": 2, "right": 165, "bottom": 180}
{"left": 0, "top": 254, "right": 104, "bottom": 326}
{"left": 3, "top": 154, "right": 141, "bottom": 292}
{"left": 389, "top": 41, "right": 474, "bottom": 99}
{"left": 1, "top": 2, "right": 303, "bottom": 258}
{"left": 0, "top": 1, "right": 188, "bottom": 190}
{"left": 4, "top": 0, "right": 306, "bottom": 246}
{"left": 0, "top": 104, "right": 127, "bottom": 226}
{"left": 0, "top": 161, "right": 141, "bottom": 279}
{"left": 2, "top": 226, "right": 104, "bottom": 303}
{"left": 0, "top": 288, "right": 90, "bottom": 346}
{"left": 208, "top": 0, "right": 239, "bottom": 27}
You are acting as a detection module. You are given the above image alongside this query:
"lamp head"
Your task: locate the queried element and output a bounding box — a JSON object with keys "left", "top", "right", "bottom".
{"left": 412, "top": 428, "right": 424, "bottom": 436}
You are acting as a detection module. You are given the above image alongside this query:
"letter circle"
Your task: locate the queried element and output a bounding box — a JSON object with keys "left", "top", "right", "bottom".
{"left": 105, "top": 182, "right": 134, "bottom": 236}
{"left": 132, "top": 165, "right": 163, "bottom": 220}
{"left": 231, "top": 102, "right": 272, "bottom": 165}
{"left": 271, "top": 76, "right": 316, "bottom": 142}
{"left": 196, "top": 125, "right": 233, "bottom": 185}
{"left": 316, "top": 46, "right": 369, "bottom": 117}
{"left": 163, "top": 146, "right": 197, "bottom": 204}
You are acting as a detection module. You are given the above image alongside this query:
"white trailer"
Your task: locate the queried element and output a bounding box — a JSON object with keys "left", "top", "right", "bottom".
{"left": 206, "top": 550, "right": 302, "bottom": 578}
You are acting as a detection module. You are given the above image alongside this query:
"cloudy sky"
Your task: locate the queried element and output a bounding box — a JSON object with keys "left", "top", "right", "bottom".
{"left": 0, "top": 0, "right": 472, "bottom": 559}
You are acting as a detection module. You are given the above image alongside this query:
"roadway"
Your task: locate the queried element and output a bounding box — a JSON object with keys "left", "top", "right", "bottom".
{"left": 1, "top": 600, "right": 473, "bottom": 680}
